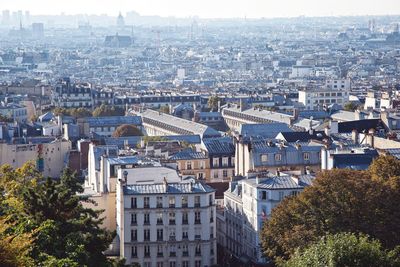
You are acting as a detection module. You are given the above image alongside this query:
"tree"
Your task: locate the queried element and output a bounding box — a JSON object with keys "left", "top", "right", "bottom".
{"left": 112, "top": 124, "right": 143, "bottom": 137}
{"left": 53, "top": 107, "right": 92, "bottom": 118}
{"left": 0, "top": 164, "right": 115, "bottom": 266}
{"left": 208, "top": 96, "right": 221, "bottom": 111}
{"left": 343, "top": 102, "right": 358, "bottom": 112}
{"left": 260, "top": 168, "right": 400, "bottom": 262}
{"left": 282, "top": 233, "right": 400, "bottom": 267}
{"left": 0, "top": 114, "right": 13, "bottom": 122}
{"left": 159, "top": 105, "right": 170, "bottom": 114}
{"left": 369, "top": 155, "right": 400, "bottom": 189}
{"left": 93, "top": 104, "right": 125, "bottom": 117}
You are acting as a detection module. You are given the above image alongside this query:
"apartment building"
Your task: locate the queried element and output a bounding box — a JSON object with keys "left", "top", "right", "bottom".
{"left": 116, "top": 167, "right": 217, "bottom": 267}
{"left": 221, "top": 173, "right": 314, "bottom": 264}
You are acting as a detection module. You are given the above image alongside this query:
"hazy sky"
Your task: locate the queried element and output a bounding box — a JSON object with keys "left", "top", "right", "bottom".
{"left": 2, "top": 0, "right": 400, "bottom": 18}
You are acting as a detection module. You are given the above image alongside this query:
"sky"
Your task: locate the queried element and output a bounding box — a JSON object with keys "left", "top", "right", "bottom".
{"left": 2, "top": 0, "right": 400, "bottom": 18}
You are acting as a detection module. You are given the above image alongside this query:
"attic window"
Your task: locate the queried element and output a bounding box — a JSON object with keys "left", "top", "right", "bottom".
{"left": 275, "top": 154, "right": 282, "bottom": 161}
{"left": 261, "top": 154, "right": 268, "bottom": 162}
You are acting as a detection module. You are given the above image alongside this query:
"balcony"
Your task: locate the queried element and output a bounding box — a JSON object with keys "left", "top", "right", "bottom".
{"left": 182, "top": 251, "right": 189, "bottom": 257}
{"left": 182, "top": 203, "right": 188, "bottom": 208}
{"left": 144, "top": 204, "right": 150, "bottom": 208}
{"left": 169, "top": 204, "right": 175, "bottom": 208}
{"left": 194, "top": 203, "right": 200, "bottom": 208}
{"left": 144, "top": 253, "right": 150, "bottom": 258}
{"left": 170, "top": 252, "right": 176, "bottom": 257}
{"left": 157, "top": 252, "right": 163, "bottom": 258}
{"left": 195, "top": 235, "right": 201, "bottom": 240}
{"left": 195, "top": 220, "right": 201, "bottom": 224}
{"left": 169, "top": 220, "right": 176, "bottom": 225}
{"left": 144, "top": 221, "right": 150, "bottom": 226}
{"left": 156, "top": 203, "right": 163, "bottom": 208}
{"left": 195, "top": 252, "right": 201, "bottom": 256}
{"left": 182, "top": 220, "right": 188, "bottom": 225}
{"left": 157, "top": 219, "right": 163, "bottom": 225}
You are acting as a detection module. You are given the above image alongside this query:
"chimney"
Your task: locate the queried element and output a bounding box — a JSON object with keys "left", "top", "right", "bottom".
{"left": 324, "top": 126, "right": 331, "bottom": 137}
{"left": 163, "top": 177, "right": 168, "bottom": 193}
{"left": 329, "top": 120, "right": 338, "bottom": 134}
{"left": 308, "top": 116, "right": 314, "bottom": 135}
{"left": 293, "top": 108, "right": 299, "bottom": 120}
{"left": 123, "top": 170, "right": 128, "bottom": 185}
{"left": 352, "top": 129, "right": 359, "bottom": 144}
{"left": 218, "top": 100, "right": 221, "bottom": 112}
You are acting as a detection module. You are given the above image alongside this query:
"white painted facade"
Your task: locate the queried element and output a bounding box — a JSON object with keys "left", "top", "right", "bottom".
{"left": 116, "top": 167, "right": 217, "bottom": 267}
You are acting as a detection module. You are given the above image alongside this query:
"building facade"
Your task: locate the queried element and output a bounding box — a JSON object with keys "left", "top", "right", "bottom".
{"left": 116, "top": 167, "right": 217, "bottom": 267}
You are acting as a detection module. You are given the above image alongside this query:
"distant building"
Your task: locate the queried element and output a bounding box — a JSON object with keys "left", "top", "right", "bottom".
{"left": 116, "top": 167, "right": 217, "bottom": 267}
{"left": 104, "top": 34, "right": 132, "bottom": 48}
{"left": 51, "top": 77, "right": 92, "bottom": 108}
{"left": 32, "top": 23, "right": 44, "bottom": 38}
{"left": 298, "top": 85, "right": 350, "bottom": 110}
{"left": 117, "top": 12, "right": 125, "bottom": 27}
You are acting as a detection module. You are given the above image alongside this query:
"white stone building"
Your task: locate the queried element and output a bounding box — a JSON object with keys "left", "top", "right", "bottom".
{"left": 116, "top": 166, "right": 217, "bottom": 267}
{"left": 221, "top": 173, "right": 314, "bottom": 264}
{"left": 298, "top": 86, "right": 350, "bottom": 110}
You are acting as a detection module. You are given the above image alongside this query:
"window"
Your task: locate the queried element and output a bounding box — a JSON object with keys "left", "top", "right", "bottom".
{"left": 195, "top": 244, "right": 201, "bottom": 256}
{"left": 131, "top": 230, "right": 137, "bottom": 241}
{"left": 279, "top": 192, "right": 284, "bottom": 201}
{"left": 209, "top": 195, "right": 213, "bottom": 205}
{"left": 200, "top": 161, "right": 205, "bottom": 169}
{"left": 195, "top": 196, "right": 201, "bottom": 207}
{"left": 169, "top": 230, "right": 175, "bottom": 241}
{"left": 144, "top": 213, "right": 150, "bottom": 225}
{"left": 144, "top": 197, "right": 150, "bottom": 208}
{"left": 222, "top": 157, "right": 229, "bottom": 167}
{"left": 131, "top": 197, "right": 137, "bottom": 208}
{"left": 157, "top": 245, "right": 163, "bottom": 257}
{"left": 180, "top": 230, "right": 188, "bottom": 239}
{"left": 157, "top": 196, "right": 163, "bottom": 208}
{"left": 186, "top": 161, "right": 192, "bottom": 170}
{"left": 157, "top": 212, "right": 163, "bottom": 225}
{"left": 210, "top": 209, "right": 214, "bottom": 222}
{"left": 261, "top": 191, "right": 267, "bottom": 200}
{"left": 210, "top": 226, "right": 214, "bottom": 239}
{"left": 157, "top": 262, "right": 164, "bottom": 267}
{"left": 213, "top": 171, "right": 219, "bottom": 179}
{"left": 195, "top": 261, "right": 201, "bottom": 267}
{"left": 169, "top": 262, "right": 176, "bottom": 267}
{"left": 291, "top": 191, "right": 299, "bottom": 196}
{"left": 144, "top": 229, "right": 150, "bottom": 241}
{"left": 223, "top": 170, "right": 228, "bottom": 178}
{"left": 131, "top": 213, "right": 137, "bottom": 224}
{"left": 195, "top": 211, "right": 201, "bottom": 224}
{"left": 144, "top": 245, "right": 150, "bottom": 257}
{"left": 213, "top": 158, "right": 219, "bottom": 167}
{"left": 275, "top": 153, "right": 282, "bottom": 161}
{"left": 169, "top": 197, "right": 175, "bottom": 208}
{"left": 182, "top": 196, "right": 188, "bottom": 207}
{"left": 261, "top": 154, "right": 268, "bottom": 162}
{"left": 169, "top": 212, "right": 175, "bottom": 225}
{"left": 157, "top": 229, "right": 163, "bottom": 241}
{"left": 303, "top": 152, "right": 310, "bottom": 161}
{"left": 131, "top": 246, "right": 137, "bottom": 258}
{"left": 182, "top": 212, "right": 188, "bottom": 224}
{"left": 170, "top": 245, "right": 176, "bottom": 257}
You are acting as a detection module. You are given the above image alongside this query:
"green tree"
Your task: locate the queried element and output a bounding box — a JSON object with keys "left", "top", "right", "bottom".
{"left": 208, "top": 96, "right": 221, "bottom": 111}
{"left": 93, "top": 104, "right": 125, "bottom": 117}
{"left": 53, "top": 107, "right": 92, "bottom": 118}
{"left": 282, "top": 233, "right": 400, "bottom": 267}
{"left": 112, "top": 124, "right": 143, "bottom": 137}
{"left": 260, "top": 168, "right": 400, "bottom": 262}
{"left": 343, "top": 102, "right": 358, "bottom": 112}
{"left": 0, "top": 164, "right": 115, "bottom": 266}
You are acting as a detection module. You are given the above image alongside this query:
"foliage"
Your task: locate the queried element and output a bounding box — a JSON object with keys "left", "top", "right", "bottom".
{"left": 0, "top": 114, "right": 13, "bottom": 122}
{"left": 369, "top": 155, "right": 400, "bottom": 189}
{"left": 159, "top": 105, "right": 170, "bottom": 114}
{"left": 53, "top": 107, "right": 92, "bottom": 118}
{"left": 282, "top": 233, "right": 400, "bottom": 267}
{"left": 0, "top": 164, "right": 115, "bottom": 266}
{"left": 260, "top": 164, "right": 400, "bottom": 262}
{"left": 142, "top": 136, "right": 167, "bottom": 144}
{"left": 208, "top": 96, "right": 221, "bottom": 111}
{"left": 0, "top": 218, "right": 34, "bottom": 267}
{"left": 112, "top": 124, "right": 143, "bottom": 137}
{"left": 343, "top": 102, "right": 359, "bottom": 112}
{"left": 92, "top": 104, "right": 125, "bottom": 117}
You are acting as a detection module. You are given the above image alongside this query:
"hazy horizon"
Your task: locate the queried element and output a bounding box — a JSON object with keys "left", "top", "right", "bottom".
{"left": 2, "top": 0, "right": 400, "bottom": 19}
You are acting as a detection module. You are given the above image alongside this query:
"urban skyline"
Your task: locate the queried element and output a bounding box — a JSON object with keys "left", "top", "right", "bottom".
{"left": 2, "top": 0, "right": 400, "bottom": 18}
